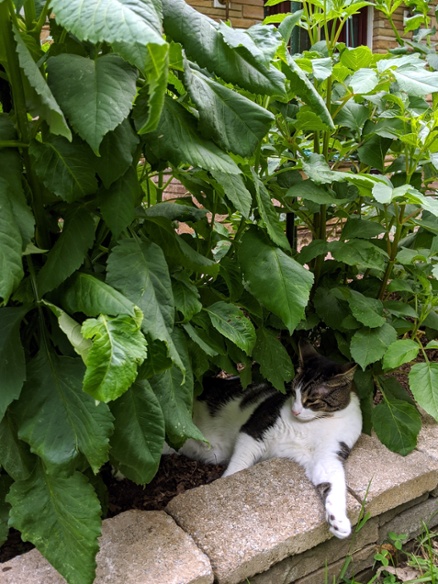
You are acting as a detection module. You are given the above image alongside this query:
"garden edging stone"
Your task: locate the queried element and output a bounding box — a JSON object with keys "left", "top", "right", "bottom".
{"left": 1, "top": 429, "right": 438, "bottom": 584}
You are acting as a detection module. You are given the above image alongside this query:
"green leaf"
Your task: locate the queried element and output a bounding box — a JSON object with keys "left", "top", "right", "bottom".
{"left": 350, "top": 323, "right": 398, "bottom": 369}
{"left": 0, "top": 307, "right": 27, "bottom": 422}
{"left": 393, "top": 69, "right": 438, "bottom": 96}
{"left": 60, "top": 273, "right": 137, "bottom": 317}
{"left": 162, "top": 0, "right": 287, "bottom": 97}
{"left": 107, "top": 239, "right": 184, "bottom": 374}
{"left": 99, "top": 167, "right": 141, "bottom": 238}
{"left": 347, "top": 290, "right": 386, "bottom": 328}
{"left": 278, "top": 10, "right": 303, "bottom": 43}
{"left": 372, "top": 398, "right": 421, "bottom": 455}
{"left": 82, "top": 312, "right": 147, "bottom": 402}
{"left": 314, "top": 286, "right": 354, "bottom": 331}
{"left": 37, "top": 208, "right": 97, "bottom": 295}
{"left": 287, "top": 180, "right": 336, "bottom": 205}
{"left": 239, "top": 228, "right": 313, "bottom": 334}
{"left": 145, "top": 95, "right": 241, "bottom": 174}
{"left": 109, "top": 379, "right": 164, "bottom": 484}
{"left": 205, "top": 301, "right": 256, "bottom": 356}
{"left": 7, "top": 464, "right": 102, "bottom": 584}
{"left": 340, "top": 46, "right": 372, "bottom": 70}
{"left": 348, "top": 68, "right": 379, "bottom": 94}
{"left": 285, "top": 56, "right": 334, "bottom": 129}
{"left": 219, "top": 22, "right": 283, "bottom": 68}
{"left": 0, "top": 150, "right": 34, "bottom": 248}
{"left": 409, "top": 362, "right": 438, "bottom": 422}
{"left": 13, "top": 352, "right": 114, "bottom": 472}
{"left": 0, "top": 413, "right": 35, "bottom": 481}
{"left": 341, "top": 218, "right": 386, "bottom": 240}
{"left": 29, "top": 136, "right": 98, "bottom": 202}
{"left": 43, "top": 301, "right": 92, "bottom": 360}
{"left": 329, "top": 240, "right": 388, "bottom": 271}
{"left": 0, "top": 475, "right": 11, "bottom": 546}
{"left": 126, "top": 43, "right": 169, "bottom": 133}
{"left": 383, "top": 339, "right": 420, "bottom": 371}
{"left": 302, "top": 153, "right": 341, "bottom": 185}
{"left": 172, "top": 273, "right": 202, "bottom": 322}
{"left": 358, "top": 135, "right": 392, "bottom": 172}
{"left": 253, "top": 171, "right": 290, "bottom": 250}
{"left": 47, "top": 54, "right": 137, "bottom": 153}
{"left": 149, "top": 330, "right": 205, "bottom": 449}
{"left": 184, "top": 65, "right": 274, "bottom": 158}
{"left": 211, "top": 171, "right": 252, "bottom": 218}
{"left": 50, "top": 0, "right": 165, "bottom": 47}
{"left": 252, "top": 328, "right": 294, "bottom": 392}
{"left": 144, "top": 217, "right": 219, "bottom": 276}
{"left": 95, "top": 120, "right": 139, "bottom": 188}
{"left": 12, "top": 27, "right": 71, "bottom": 140}
{"left": 0, "top": 178, "right": 24, "bottom": 303}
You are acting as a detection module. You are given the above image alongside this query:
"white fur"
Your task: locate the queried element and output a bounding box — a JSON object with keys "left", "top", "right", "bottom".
{"left": 176, "top": 389, "right": 362, "bottom": 539}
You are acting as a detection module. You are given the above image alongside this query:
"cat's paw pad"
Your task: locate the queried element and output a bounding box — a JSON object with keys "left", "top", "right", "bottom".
{"left": 327, "top": 513, "right": 351, "bottom": 539}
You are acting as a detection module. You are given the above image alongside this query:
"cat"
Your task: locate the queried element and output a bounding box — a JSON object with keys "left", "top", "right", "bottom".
{"left": 173, "top": 341, "right": 362, "bottom": 539}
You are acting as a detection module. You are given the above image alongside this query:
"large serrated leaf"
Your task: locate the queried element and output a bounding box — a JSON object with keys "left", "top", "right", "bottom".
{"left": 107, "top": 239, "right": 184, "bottom": 374}
{"left": 29, "top": 136, "right": 98, "bottom": 202}
{"left": 95, "top": 120, "right": 139, "bottom": 188}
{"left": 253, "top": 171, "right": 290, "bottom": 250}
{"left": 0, "top": 178, "right": 24, "bottom": 303}
{"left": 184, "top": 65, "right": 274, "bottom": 158}
{"left": 253, "top": 328, "right": 294, "bottom": 392}
{"left": 50, "top": 0, "right": 165, "bottom": 46}
{"left": 60, "top": 273, "right": 137, "bottom": 317}
{"left": 350, "top": 323, "right": 398, "bottom": 369}
{"left": 162, "top": 0, "right": 287, "bottom": 97}
{"left": 145, "top": 95, "right": 241, "bottom": 174}
{"left": 0, "top": 414, "right": 35, "bottom": 481}
{"left": 409, "top": 362, "right": 438, "bottom": 422}
{"left": 12, "top": 352, "right": 114, "bottom": 472}
{"left": 347, "top": 290, "right": 386, "bottom": 328}
{"left": 109, "top": 379, "right": 164, "bottom": 484}
{"left": 211, "top": 171, "right": 252, "bottom": 218}
{"left": 383, "top": 339, "right": 420, "bottom": 371}
{"left": 43, "top": 301, "right": 92, "bottom": 361}
{"left": 0, "top": 307, "right": 28, "bottom": 422}
{"left": 205, "top": 301, "right": 256, "bottom": 356}
{"left": 329, "top": 239, "right": 388, "bottom": 271}
{"left": 47, "top": 54, "right": 137, "bottom": 153}
{"left": 12, "top": 27, "right": 71, "bottom": 140}
{"left": 82, "top": 313, "right": 147, "bottom": 403}
{"left": 239, "top": 228, "right": 313, "bottom": 334}
{"left": 149, "top": 330, "right": 204, "bottom": 449}
{"left": 372, "top": 397, "right": 421, "bottom": 455}
{"left": 7, "top": 465, "right": 102, "bottom": 584}
{"left": 393, "top": 69, "right": 438, "bottom": 96}
{"left": 99, "top": 167, "right": 141, "bottom": 238}
{"left": 37, "top": 208, "right": 97, "bottom": 295}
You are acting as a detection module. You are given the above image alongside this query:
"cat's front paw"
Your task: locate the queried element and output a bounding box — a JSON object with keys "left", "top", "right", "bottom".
{"left": 327, "top": 512, "right": 351, "bottom": 539}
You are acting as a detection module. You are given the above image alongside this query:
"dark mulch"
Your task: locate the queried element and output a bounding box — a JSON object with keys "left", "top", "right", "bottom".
{"left": 0, "top": 455, "right": 224, "bottom": 563}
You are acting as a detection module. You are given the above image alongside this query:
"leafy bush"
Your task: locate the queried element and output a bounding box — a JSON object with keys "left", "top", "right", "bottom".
{"left": 0, "top": 0, "right": 437, "bottom": 581}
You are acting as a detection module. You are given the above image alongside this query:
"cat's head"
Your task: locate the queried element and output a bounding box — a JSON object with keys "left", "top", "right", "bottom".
{"left": 290, "top": 342, "right": 357, "bottom": 422}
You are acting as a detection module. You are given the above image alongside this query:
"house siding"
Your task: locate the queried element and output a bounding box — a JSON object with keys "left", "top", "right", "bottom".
{"left": 186, "top": 0, "right": 264, "bottom": 28}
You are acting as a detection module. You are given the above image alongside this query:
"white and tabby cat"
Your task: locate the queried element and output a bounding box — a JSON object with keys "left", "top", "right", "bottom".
{"left": 173, "top": 342, "right": 362, "bottom": 539}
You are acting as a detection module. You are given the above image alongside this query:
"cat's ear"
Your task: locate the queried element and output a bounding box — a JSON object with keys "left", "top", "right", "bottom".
{"left": 298, "top": 340, "right": 319, "bottom": 365}
{"left": 332, "top": 362, "right": 357, "bottom": 385}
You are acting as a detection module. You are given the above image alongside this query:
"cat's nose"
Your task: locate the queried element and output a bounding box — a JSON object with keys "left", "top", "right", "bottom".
{"left": 292, "top": 406, "right": 301, "bottom": 416}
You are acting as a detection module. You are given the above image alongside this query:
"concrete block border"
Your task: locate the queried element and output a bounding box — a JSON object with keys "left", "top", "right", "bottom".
{"left": 2, "top": 424, "right": 438, "bottom": 584}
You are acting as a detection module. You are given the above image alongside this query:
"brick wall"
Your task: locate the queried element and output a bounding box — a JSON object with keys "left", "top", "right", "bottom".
{"left": 373, "top": 5, "right": 438, "bottom": 52}
{"left": 187, "top": 0, "right": 265, "bottom": 28}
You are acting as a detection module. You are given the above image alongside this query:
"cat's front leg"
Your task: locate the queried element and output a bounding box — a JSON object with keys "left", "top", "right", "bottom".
{"left": 308, "top": 458, "right": 351, "bottom": 539}
{"left": 222, "top": 433, "right": 266, "bottom": 477}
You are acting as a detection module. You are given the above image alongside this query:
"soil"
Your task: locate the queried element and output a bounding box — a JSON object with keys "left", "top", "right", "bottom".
{"left": 0, "top": 455, "right": 225, "bottom": 564}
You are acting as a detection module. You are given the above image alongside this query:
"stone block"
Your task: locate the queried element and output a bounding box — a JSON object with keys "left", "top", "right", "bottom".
{"left": 294, "top": 544, "right": 376, "bottom": 584}
{"left": 346, "top": 434, "right": 438, "bottom": 518}
{"left": 247, "top": 517, "right": 379, "bottom": 584}
{"left": 166, "top": 458, "right": 362, "bottom": 584}
{"left": 378, "top": 494, "right": 429, "bottom": 526}
{"left": 416, "top": 416, "right": 438, "bottom": 462}
{"left": 379, "top": 497, "right": 438, "bottom": 541}
{"left": 1, "top": 510, "right": 213, "bottom": 584}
